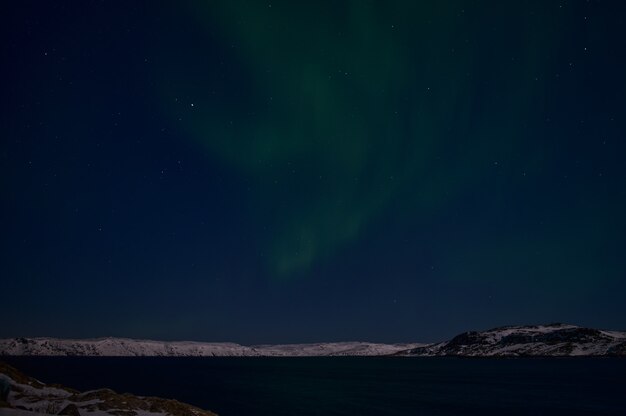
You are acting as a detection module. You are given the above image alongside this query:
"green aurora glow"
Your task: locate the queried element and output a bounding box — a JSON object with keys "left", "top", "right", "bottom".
{"left": 160, "top": 1, "right": 598, "bottom": 278}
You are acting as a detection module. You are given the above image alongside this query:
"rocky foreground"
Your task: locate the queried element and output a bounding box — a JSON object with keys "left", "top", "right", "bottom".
{"left": 0, "top": 362, "right": 217, "bottom": 416}
{"left": 397, "top": 323, "right": 626, "bottom": 357}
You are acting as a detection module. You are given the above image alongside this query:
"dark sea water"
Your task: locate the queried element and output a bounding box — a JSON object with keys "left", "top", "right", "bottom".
{"left": 2, "top": 357, "right": 625, "bottom": 416}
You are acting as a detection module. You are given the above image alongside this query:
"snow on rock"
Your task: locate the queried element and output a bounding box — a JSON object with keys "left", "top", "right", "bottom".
{"left": 249, "top": 342, "right": 423, "bottom": 357}
{"left": 2, "top": 324, "right": 623, "bottom": 358}
{"left": 0, "top": 362, "right": 217, "bottom": 416}
{"left": 0, "top": 338, "right": 423, "bottom": 357}
{"left": 0, "top": 338, "right": 250, "bottom": 357}
{"left": 396, "top": 323, "right": 626, "bottom": 357}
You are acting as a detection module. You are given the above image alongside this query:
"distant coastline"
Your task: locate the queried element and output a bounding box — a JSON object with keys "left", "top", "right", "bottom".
{"left": 2, "top": 323, "right": 625, "bottom": 358}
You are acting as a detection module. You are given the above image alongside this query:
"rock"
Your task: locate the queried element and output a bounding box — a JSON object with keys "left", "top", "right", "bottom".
{"left": 398, "top": 324, "right": 626, "bottom": 357}
{"left": 0, "top": 377, "right": 10, "bottom": 402}
{"left": 0, "top": 362, "right": 218, "bottom": 416}
{"left": 58, "top": 403, "right": 81, "bottom": 416}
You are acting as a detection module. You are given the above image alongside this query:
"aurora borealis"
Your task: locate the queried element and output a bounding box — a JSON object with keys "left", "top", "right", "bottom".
{"left": 2, "top": 1, "right": 626, "bottom": 343}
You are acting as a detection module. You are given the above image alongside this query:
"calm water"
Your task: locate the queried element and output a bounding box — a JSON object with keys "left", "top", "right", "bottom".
{"left": 3, "top": 357, "right": 625, "bottom": 416}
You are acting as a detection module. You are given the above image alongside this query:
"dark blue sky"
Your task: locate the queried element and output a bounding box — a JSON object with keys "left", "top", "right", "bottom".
{"left": 2, "top": 1, "right": 625, "bottom": 344}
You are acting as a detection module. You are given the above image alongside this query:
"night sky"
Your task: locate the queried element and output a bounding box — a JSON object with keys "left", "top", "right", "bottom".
{"left": 2, "top": 1, "right": 625, "bottom": 344}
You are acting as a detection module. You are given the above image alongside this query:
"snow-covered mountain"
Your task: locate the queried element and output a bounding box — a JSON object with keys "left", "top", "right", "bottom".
{"left": 0, "top": 337, "right": 422, "bottom": 357}
{"left": 2, "top": 324, "right": 624, "bottom": 358}
{"left": 397, "top": 323, "right": 626, "bottom": 357}
{"left": 0, "top": 362, "right": 217, "bottom": 416}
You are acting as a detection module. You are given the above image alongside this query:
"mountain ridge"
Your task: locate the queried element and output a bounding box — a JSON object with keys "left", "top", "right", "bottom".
{"left": 0, "top": 337, "right": 422, "bottom": 357}
{"left": 2, "top": 323, "right": 625, "bottom": 357}
{"left": 396, "top": 323, "right": 626, "bottom": 357}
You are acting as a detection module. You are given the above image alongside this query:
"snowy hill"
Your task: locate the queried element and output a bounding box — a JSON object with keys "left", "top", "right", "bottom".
{"left": 2, "top": 324, "right": 624, "bottom": 358}
{"left": 0, "top": 337, "right": 422, "bottom": 357}
{"left": 397, "top": 323, "right": 626, "bottom": 357}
